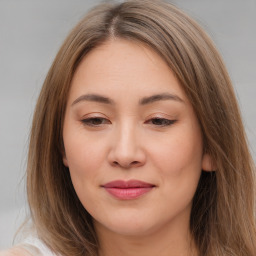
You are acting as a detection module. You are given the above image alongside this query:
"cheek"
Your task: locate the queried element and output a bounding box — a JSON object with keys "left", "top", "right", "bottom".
{"left": 149, "top": 124, "right": 203, "bottom": 180}
{"left": 150, "top": 129, "right": 203, "bottom": 211}
{"left": 63, "top": 130, "right": 106, "bottom": 183}
{"left": 63, "top": 134, "right": 105, "bottom": 212}
{"left": 157, "top": 141, "right": 201, "bottom": 173}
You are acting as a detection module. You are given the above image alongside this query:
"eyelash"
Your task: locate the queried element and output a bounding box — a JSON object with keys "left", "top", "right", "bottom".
{"left": 145, "top": 118, "right": 177, "bottom": 126}
{"left": 81, "top": 117, "right": 177, "bottom": 127}
{"left": 81, "top": 117, "right": 110, "bottom": 127}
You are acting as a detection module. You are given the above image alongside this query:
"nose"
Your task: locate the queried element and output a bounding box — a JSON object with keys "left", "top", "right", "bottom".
{"left": 107, "top": 125, "right": 146, "bottom": 169}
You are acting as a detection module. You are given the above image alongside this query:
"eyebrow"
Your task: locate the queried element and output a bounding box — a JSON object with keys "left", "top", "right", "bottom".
{"left": 71, "top": 94, "right": 114, "bottom": 106}
{"left": 71, "top": 92, "right": 184, "bottom": 106}
{"left": 139, "top": 93, "right": 184, "bottom": 105}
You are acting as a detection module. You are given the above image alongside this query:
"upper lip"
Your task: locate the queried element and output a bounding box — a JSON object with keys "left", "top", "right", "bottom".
{"left": 102, "top": 180, "right": 155, "bottom": 188}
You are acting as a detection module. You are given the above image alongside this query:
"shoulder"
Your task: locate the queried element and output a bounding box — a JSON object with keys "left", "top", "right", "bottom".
{"left": 0, "top": 247, "right": 33, "bottom": 256}
{"left": 0, "top": 237, "right": 58, "bottom": 256}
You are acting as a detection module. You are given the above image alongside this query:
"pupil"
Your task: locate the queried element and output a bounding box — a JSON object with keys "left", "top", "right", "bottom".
{"left": 92, "top": 118, "right": 102, "bottom": 125}
{"left": 153, "top": 119, "right": 163, "bottom": 125}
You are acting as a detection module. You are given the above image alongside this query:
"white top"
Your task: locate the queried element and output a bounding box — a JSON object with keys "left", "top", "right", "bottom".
{"left": 19, "top": 237, "right": 57, "bottom": 256}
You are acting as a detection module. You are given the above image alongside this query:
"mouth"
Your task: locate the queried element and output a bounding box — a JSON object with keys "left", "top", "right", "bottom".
{"left": 102, "top": 180, "right": 155, "bottom": 200}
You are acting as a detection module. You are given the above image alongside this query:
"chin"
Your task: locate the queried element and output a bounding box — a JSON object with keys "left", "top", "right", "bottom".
{"left": 93, "top": 210, "right": 168, "bottom": 238}
{"left": 98, "top": 221, "right": 156, "bottom": 237}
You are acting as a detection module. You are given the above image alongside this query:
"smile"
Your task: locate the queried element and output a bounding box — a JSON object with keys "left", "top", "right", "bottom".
{"left": 102, "top": 180, "right": 155, "bottom": 200}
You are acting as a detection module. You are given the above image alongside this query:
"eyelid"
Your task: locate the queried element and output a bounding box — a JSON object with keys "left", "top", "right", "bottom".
{"left": 144, "top": 113, "right": 177, "bottom": 127}
{"left": 145, "top": 118, "right": 177, "bottom": 125}
{"left": 81, "top": 117, "right": 111, "bottom": 127}
{"left": 145, "top": 112, "right": 176, "bottom": 120}
{"left": 81, "top": 112, "right": 109, "bottom": 119}
{"left": 80, "top": 113, "right": 111, "bottom": 127}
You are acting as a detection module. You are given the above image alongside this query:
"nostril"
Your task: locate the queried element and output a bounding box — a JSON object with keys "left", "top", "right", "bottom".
{"left": 112, "top": 160, "right": 141, "bottom": 168}
{"left": 113, "top": 161, "right": 119, "bottom": 166}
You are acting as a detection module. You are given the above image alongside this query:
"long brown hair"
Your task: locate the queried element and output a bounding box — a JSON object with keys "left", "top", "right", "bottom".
{"left": 26, "top": 1, "right": 256, "bottom": 255}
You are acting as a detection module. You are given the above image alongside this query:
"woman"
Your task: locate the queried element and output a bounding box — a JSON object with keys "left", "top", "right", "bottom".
{"left": 2, "top": 0, "right": 255, "bottom": 255}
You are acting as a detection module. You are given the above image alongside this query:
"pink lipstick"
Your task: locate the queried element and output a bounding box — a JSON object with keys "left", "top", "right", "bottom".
{"left": 102, "top": 180, "right": 155, "bottom": 200}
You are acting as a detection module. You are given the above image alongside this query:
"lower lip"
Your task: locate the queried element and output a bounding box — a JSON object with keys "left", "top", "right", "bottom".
{"left": 104, "top": 187, "right": 153, "bottom": 200}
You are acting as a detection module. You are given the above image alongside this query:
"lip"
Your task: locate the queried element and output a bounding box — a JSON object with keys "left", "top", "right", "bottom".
{"left": 102, "top": 180, "right": 155, "bottom": 200}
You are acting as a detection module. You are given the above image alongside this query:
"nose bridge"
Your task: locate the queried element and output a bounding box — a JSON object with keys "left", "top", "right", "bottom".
{"left": 118, "top": 121, "right": 137, "bottom": 154}
{"left": 108, "top": 120, "right": 145, "bottom": 168}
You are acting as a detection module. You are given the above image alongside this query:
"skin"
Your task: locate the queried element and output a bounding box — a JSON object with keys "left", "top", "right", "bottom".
{"left": 0, "top": 248, "right": 33, "bottom": 256}
{"left": 62, "top": 39, "right": 212, "bottom": 256}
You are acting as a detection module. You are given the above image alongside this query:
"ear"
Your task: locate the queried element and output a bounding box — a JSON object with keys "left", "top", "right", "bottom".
{"left": 62, "top": 150, "right": 69, "bottom": 167}
{"left": 201, "top": 153, "right": 216, "bottom": 172}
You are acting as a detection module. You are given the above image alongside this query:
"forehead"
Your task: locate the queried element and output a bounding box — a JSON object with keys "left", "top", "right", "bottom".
{"left": 68, "top": 39, "right": 187, "bottom": 103}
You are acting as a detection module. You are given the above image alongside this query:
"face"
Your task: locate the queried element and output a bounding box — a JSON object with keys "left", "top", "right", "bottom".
{"left": 63, "top": 39, "right": 212, "bottom": 238}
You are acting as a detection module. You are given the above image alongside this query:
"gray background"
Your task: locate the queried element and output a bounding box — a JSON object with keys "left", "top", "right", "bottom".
{"left": 0, "top": 0, "right": 255, "bottom": 249}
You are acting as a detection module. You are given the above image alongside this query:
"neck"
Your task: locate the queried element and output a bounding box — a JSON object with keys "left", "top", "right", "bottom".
{"left": 95, "top": 218, "right": 198, "bottom": 256}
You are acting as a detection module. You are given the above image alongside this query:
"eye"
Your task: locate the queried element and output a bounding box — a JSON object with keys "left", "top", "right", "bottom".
{"left": 81, "top": 117, "right": 111, "bottom": 127}
{"left": 146, "top": 118, "right": 177, "bottom": 127}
